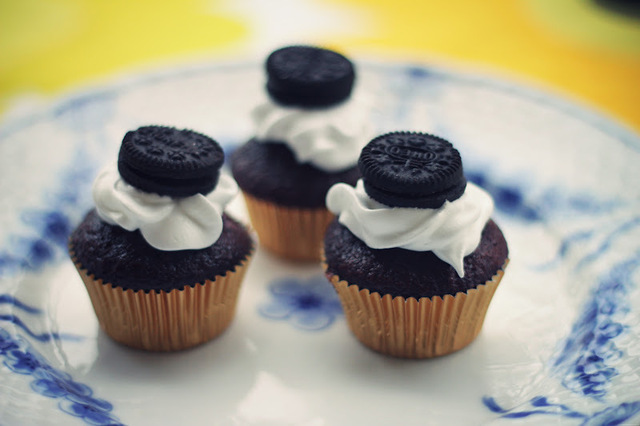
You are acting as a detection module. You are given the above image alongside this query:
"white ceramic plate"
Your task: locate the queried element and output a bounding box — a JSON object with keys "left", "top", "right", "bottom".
{"left": 1, "top": 60, "right": 639, "bottom": 426}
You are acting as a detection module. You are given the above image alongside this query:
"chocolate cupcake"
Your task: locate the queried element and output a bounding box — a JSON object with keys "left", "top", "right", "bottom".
{"left": 231, "top": 45, "right": 373, "bottom": 261}
{"left": 69, "top": 126, "right": 253, "bottom": 351}
{"left": 324, "top": 132, "right": 508, "bottom": 358}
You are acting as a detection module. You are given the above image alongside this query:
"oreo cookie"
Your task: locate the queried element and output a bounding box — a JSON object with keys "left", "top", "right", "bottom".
{"left": 358, "top": 132, "right": 467, "bottom": 208}
{"left": 266, "top": 45, "right": 355, "bottom": 108}
{"left": 118, "top": 126, "right": 224, "bottom": 197}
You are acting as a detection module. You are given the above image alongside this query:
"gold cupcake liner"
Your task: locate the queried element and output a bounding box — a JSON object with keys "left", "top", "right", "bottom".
{"left": 242, "top": 192, "right": 334, "bottom": 261}
{"left": 72, "top": 256, "right": 252, "bottom": 352}
{"left": 325, "top": 260, "right": 508, "bottom": 358}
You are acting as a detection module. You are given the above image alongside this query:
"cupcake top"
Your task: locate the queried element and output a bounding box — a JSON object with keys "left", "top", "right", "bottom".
{"left": 231, "top": 139, "right": 360, "bottom": 207}
{"left": 93, "top": 125, "right": 238, "bottom": 251}
{"left": 323, "top": 218, "right": 506, "bottom": 299}
{"left": 326, "top": 132, "right": 494, "bottom": 277}
{"left": 70, "top": 210, "right": 252, "bottom": 292}
{"left": 251, "top": 45, "right": 373, "bottom": 172}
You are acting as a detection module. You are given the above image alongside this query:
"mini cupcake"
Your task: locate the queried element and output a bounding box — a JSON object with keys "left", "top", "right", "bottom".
{"left": 231, "top": 45, "right": 373, "bottom": 261}
{"left": 69, "top": 126, "right": 253, "bottom": 351}
{"left": 323, "top": 132, "right": 508, "bottom": 358}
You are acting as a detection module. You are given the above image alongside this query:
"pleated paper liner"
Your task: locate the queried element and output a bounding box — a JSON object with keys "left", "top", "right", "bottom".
{"left": 325, "top": 260, "right": 508, "bottom": 358}
{"left": 242, "top": 192, "right": 334, "bottom": 261}
{"left": 71, "top": 255, "right": 252, "bottom": 352}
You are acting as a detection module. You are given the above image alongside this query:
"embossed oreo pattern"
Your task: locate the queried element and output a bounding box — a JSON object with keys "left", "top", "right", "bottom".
{"left": 266, "top": 45, "right": 355, "bottom": 107}
{"left": 118, "top": 126, "right": 224, "bottom": 196}
{"left": 358, "top": 132, "right": 466, "bottom": 208}
{"left": 119, "top": 126, "right": 223, "bottom": 176}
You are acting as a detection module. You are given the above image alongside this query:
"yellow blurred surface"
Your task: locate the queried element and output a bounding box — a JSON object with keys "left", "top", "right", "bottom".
{"left": 1, "top": 0, "right": 639, "bottom": 132}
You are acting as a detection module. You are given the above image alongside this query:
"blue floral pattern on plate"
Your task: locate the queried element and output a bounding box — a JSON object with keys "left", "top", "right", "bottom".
{"left": 483, "top": 255, "right": 640, "bottom": 424}
{"left": 0, "top": 295, "right": 82, "bottom": 342}
{"left": 0, "top": 96, "right": 117, "bottom": 424}
{"left": 259, "top": 276, "right": 343, "bottom": 331}
{"left": 466, "top": 157, "right": 640, "bottom": 424}
{"left": 1, "top": 328, "right": 123, "bottom": 426}
{"left": 483, "top": 396, "right": 640, "bottom": 425}
{"left": 552, "top": 255, "right": 640, "bottom": 400}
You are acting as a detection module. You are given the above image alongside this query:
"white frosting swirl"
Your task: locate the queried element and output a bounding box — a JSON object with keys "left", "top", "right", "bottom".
{"left": 93, "top": 162, "right": 238, "bottom": 251}
{"left": 252, "top": 92, "right": 373, "bottom": 172}
{"left": 326, "top": 180, "right": 494, "bottom": 277}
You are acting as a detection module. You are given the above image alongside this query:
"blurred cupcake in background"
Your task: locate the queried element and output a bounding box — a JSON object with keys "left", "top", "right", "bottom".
{"left": 231, "top": 45, "right": 373, "bottom": 261}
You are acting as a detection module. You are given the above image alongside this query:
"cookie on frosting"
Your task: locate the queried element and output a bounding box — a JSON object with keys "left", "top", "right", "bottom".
{"left": 69, "top": 125, "right": 253, "bottom": 352}
{"left": 231, "top": 44, "right": 372, "bottom": 261}
{"left": 324, "top": 131, "right": 509, "bottom": 358}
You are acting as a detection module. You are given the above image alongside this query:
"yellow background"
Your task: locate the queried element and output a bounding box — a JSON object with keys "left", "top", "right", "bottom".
{"left": 2, "top": 0, "right": 639, "bottom": 132}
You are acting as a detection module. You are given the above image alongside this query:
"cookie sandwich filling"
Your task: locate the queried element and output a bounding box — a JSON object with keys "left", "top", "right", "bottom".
{"left": 252, "top": 45, "right": 373, "bottom": 172}
{"left": 93, "top": 125, "right": 237, "bottom": 251}
{"left": 326, "top": 132, "right": 493, "bottom": 278}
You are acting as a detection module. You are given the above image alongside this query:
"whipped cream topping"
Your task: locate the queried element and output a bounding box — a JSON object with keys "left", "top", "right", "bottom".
{"left": 93, "top": 162, "right": 238, "bottom": 251}
{"left": 252, "top": 92, "right": 373, "bottom": 172}
{"left": 326, "top": 180, "right": 494, "bottom": 277}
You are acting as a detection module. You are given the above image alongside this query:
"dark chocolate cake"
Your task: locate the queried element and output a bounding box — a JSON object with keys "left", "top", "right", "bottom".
{"left": 70, "top": 210, "right": 253, "bottom": 293}
{"left": 230, "top": 139, "right": 359, "bottom": 208}
{"left": 323, "top": 218, "right": 508, "bottom": 299}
